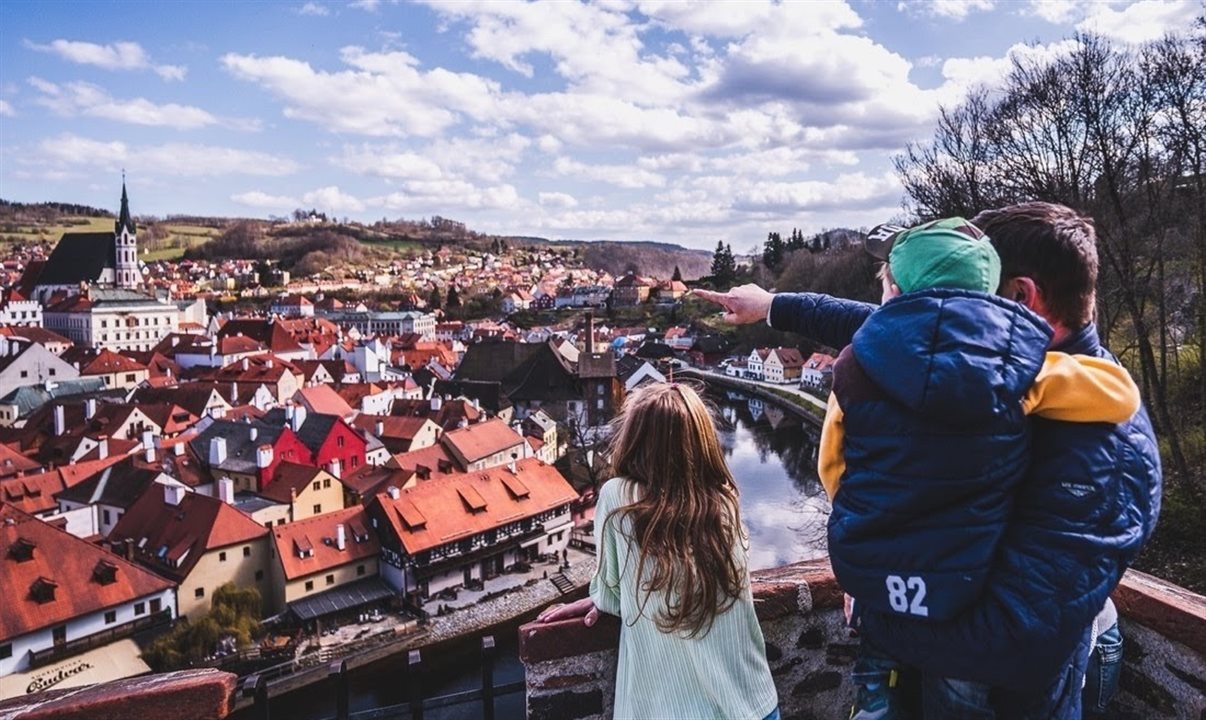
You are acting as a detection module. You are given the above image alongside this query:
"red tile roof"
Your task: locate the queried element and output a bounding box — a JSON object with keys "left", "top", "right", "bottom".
{"left": 108, "top": 486, "right": 268, "bottom": 581}
{"left": 79, "top": 349, "right": 147, "bottom": 376}
{"left": 0, "top": 504, "right": 174, "bottom": 641}
{"left": 441, "top": 419, "right": 525, "bottom": 465}
{"left": 271, "top": 506, "right": 378, "bottom": 581}
{"left": 0, "top": 455, "right": 125, "bottom": 515}
{"left": 294, "top": 385, "right": 355, "bottom": 419}
{"left": 374, "top": 458, "right": 576, "bottom": 555}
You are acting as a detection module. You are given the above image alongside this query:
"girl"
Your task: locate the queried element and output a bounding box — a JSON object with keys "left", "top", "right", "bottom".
{"left": 538, "top": 382, "right": 779, "bottom": 720}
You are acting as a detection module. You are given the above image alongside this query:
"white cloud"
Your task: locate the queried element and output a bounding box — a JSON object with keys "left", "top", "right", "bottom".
{"left": 1026, "top": 0, "right": 1086, "bottom": 23}
{"left": 1076, "top": 0, "right": 1199, "bottom": 44}
{"left": 0, "top": 100, "right": 14, "bottom": 117}
{"left": 368, "top": 181, "right": 520, "bottom": 212}
{"left": 897, "top": 0, "right": 995, "bottom": 21}
{"left": 221, "top": 47, "right": 502, "bottom": 137}
{"left": 538, "top": 191, "right": 578, "bottom": 208}
{"left": 232, "top": 191, "right": 300, "bottom": 208}
{"left": 28, "top": 133, "right": 300, "bottom": 178}
{"left": 552, "top": 157, "right": 666, "bottom": 189}
{"left": 938, "top": 39, "right": 1081, "bottom": 100}
{"left": 25, "top": 39, "right": 187, "bottom": 80}
{"left": 28, "top": 78, "right": 228, "bottom": 130}
{"left": 350, "top": 0, "right": 383, "bottom": 10}
{"left": 728, "top": 172, "right": 902, "bottom": 214}
{"left": 302, "top": 186, "right": 365, "bottom": 213}
{"left": 299, "top": 2, "right": 329, "bottom": 16}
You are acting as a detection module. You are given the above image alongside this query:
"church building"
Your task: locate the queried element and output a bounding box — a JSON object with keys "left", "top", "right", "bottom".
{"left": 25, "top": 182, "right": 143, "bottom": 305}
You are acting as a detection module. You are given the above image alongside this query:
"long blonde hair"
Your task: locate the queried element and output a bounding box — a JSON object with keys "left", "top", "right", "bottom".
{"left": 604, "top": 381, "right": 745, "bottom": 637}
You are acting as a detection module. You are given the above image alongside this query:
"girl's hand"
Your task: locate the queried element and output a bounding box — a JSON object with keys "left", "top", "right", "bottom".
{"left": 536, "top": 598, "right": 600, "bottom": 627}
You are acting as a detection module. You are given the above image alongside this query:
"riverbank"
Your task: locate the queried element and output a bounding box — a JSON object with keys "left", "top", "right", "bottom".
{"left": 677, "top": 367, "right": 826, "bottom": 425}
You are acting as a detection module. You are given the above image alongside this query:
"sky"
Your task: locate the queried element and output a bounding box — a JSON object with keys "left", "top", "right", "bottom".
{"left": 0, "top": 0, "right": 1200, "bottom": 251}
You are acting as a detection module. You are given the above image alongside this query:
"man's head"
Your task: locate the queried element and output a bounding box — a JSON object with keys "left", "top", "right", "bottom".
{"left": 971, "top": 202, "right": 1098, "bottom": 336}
{"left": 865, "top": 217, "right": 1001, "bottom": 303}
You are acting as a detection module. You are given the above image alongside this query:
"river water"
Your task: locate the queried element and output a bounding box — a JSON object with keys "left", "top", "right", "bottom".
{"left": 258, "top": 387, "right": 827, "bottom": 720}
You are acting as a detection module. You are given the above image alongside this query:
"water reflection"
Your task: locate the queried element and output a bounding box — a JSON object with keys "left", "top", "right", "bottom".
{"left": 708, "top": 388, "right": 829, "bottom": 570}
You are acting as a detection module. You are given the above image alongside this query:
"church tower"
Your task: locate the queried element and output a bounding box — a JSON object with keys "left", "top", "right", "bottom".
{"left": 114, "top": 179, "right": 139, "bottom": 289}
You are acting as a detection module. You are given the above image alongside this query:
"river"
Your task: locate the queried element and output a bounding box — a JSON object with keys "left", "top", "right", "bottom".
{"left": 255, "top": 387, "right": 827, "bottom": 720}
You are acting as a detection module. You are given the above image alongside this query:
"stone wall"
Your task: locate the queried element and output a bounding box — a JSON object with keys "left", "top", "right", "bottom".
{"left": 518, "top": 560, "right": 1206, "bottom": 720}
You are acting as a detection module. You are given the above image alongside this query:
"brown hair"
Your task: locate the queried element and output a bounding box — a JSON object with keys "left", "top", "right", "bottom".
{"left": 971, "top": 202, "right": 1098, "bottom": 329}
{"left": 603, "top": 381, "right": 745, "bottom": 637}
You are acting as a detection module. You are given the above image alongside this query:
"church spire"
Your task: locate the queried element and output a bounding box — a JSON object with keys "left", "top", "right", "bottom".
{"left": 116, "top": 172, "right": 135, "bottom": 236}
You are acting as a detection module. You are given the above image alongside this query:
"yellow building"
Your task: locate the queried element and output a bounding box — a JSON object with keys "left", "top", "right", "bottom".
{"left": 261, "top": 463, "right": 346, "bottom": 521}
{"left": 108, "top": 484, "right": 271, "bottom": 619}
{"left": 268, "top": 506, "right": 382, "bottom": 621}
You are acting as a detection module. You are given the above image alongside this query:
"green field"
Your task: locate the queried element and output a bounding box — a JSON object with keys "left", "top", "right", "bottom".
{"left": 0, "top": 216, "right": 115, "bottom": 244}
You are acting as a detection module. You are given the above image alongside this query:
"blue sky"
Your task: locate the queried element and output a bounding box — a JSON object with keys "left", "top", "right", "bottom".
{"left": 0, "top": 0, "right": 1199, "bottom": 251}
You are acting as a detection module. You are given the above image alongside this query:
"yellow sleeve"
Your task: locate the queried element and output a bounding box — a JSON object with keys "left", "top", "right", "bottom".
{"left": 818, "top": 392, "right": 846, "bottom": 501}
{"left": 1022, "top": 352, "right": 1140, "bottom": 423}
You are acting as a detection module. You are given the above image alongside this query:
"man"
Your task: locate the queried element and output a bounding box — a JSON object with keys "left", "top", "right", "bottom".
{"left": 696, "top": 202, "right": 1161, "bottom": 717}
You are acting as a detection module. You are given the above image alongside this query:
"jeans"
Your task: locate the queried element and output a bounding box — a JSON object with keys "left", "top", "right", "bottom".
{"left": 762, "top": 708, "right": 780, "bottom": 720}
{"left": 851, "top": 641, "right": 910, "bottom": 720}
{"left": 922, "top": 676, "right": 995, "bottom": 719}
{"left": 1083, "top": 622, "right": 1123, "bottom": 717}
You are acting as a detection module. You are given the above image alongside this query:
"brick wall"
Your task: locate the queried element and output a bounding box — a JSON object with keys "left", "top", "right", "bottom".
{"left": 518, "top": 560, "right": 1206, "bottom": 720}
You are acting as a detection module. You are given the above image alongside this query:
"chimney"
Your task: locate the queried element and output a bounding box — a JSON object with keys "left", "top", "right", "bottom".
{"left": 209, "top": 436, "right": 227, "bottom": 466}
{"left": 285, "top": 402, "right": 295, "bottom": 426}
{"left": 266, "top": 358, "right": 274, "bottom": 369}
{"left": 585, "top": 311, "right": 595, "bottom": 354}
{"left": 249, "top": 426, "right": 258, "bottom": 442}
{"left": 174, "top": 441, "right": 185, "bottom": 456}
{"left": 430, "top": 395, "right": 442, "bottom": 412}
{"left": 84, "top": 397, "right": 97, "bottom": 421}
{"left": 387, "top": 486, "right": 400, "bottom": 500}
{"left": 375, "top": 420, "right": 384, "bottom": 437}
{"left": 230, "top": 382, "right": 238, "bottom": 404}
{"left": 53, "top": 404, "right": 65, "bottom": 436}
{"left": 164, "top": 484, "right": 186, "bottom": 506}
{"left": 123, "top": 538, "right": 134, "bottom": 561}
{"left": 142, "top": 429, "right": 155, "bottom": 463}
{"left": 96, "top": 435, "right": 109, "bottom": 460}
{"left": 241, "top": 357, "right": 249, "bottom": 371}
{"left": 218, "top": 477, "right": 235, "bottom": 504}
{"left": 328, "top": 459, "right": 342, "bottom": 479}
{"left": 507, "top": 460, "right": 517, "bottom": 474}
{"left": 256, "top": 443, "right": 274, "bottom": 469}
{"left": 335, "top": 524, "right": 346, "bottom": 551}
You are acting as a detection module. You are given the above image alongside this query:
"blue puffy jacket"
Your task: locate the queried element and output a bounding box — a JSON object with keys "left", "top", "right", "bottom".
{"left": 770, "top": 293, "right": 1162, "bottom": 693}
{"left": 829, "top": 289, "right": 1051, "bottom": 623}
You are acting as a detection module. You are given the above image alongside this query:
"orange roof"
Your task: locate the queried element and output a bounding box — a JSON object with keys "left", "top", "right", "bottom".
{"left": 0, "top": 504, "right": 175, "bottom": 641}
{"left": 375, "top": 458, "right": 576, "bottom": 555}
{"left": 0, "top": 455, "right": 125, "bottom": 515}
{"left": 441, "top": 419, "right": 525, "bottom": 464}
{"left": 109, "top": 486, "right": 268, "bottom": 581}
{"left": 295, "top": 385, "right": 355, "bottom": 419}
{"left": 80, "top": 349, "right": 146, "bottom": 376}
{"left": 261, "top": 462, "right": 328, "bottom": 504}
{"left": 392, "top": 443, "right": 461, "bottom": 480}
{"left": 351, "top": 415, "right": 435, "bottom": 442}
{"left": 272, "top": 506, "right": 378, "bottom": 581}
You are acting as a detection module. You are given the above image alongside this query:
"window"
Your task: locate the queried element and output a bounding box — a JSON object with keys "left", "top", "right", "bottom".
{"left": 312, "top": 481, "right": 321, "bottom": 491}
{"left": 255, "top": 570, "right": 264, "bottom": 581}
{"left": 134, "top": 602, "right": 145, "bottom": 616}
{"left": 150, "top": 598, "right": 162, "bottom": 613}
{"left": 337, "top": 436, "right": 345, "bottom": 448}
{"left": 195, "top": 587, "right": 204, "bottom": 599}
{"left": 304, "top": 580, "right": 314, "bottom": 591}
{"left": 351, "top": 456, "right": 359, "bottom": 468}
{"left": 323, "top": 478, "right": 331, "bottom": 489}
{"left": 243, "top": 546, "right": 251, "bottom": 557}
{"left": 104, "top": 610, "right": 117, "bottom": 624}
{"left": 102, "top": 509, "right": 112, "bottom": 525}
{"left": 125, "top": 373, "right": 136, "bottom": 383}
{"left": 357, "top": 564, "right": 366, "bottom": 576}
{"left": 0, "top": 643, "right": 11, "bottom": 660}
{"left": 49, "top": 368, "right": 56, "bottom": 376}
{"left": 219, "top": 551, "right": 227, "bottom": 562}
{"left": 313, "top": 504, "right": 321, "bottom": 515}
{"left": 19, "top": 370, "right": 27, "bottom": 379}
{"left": 326, "top": 574, "right": 335, "bottom": 586}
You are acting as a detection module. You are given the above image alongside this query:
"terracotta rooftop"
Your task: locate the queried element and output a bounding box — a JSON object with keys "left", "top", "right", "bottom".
{"left": 109, "top": 486, "right": 268, "bottom": 581}
{"left": 272, "top": 505, "right": 378, "bottom": 581}
{"left": 0, "top": 504, "right": 174, "bottom": 642}
{"left": 294, "top": 385, "right": 355, "bottom": 419}
{"left": 374, "top": 458, "right": 576, "bottom": 555}
{"left": 260, "top": 462, "right": 328, "bottom": 504}
{"left": 78, "top": 349, "right": 147, "bottom": 376}
{"left": 441, "top": 418, "right": 525, "bottom": 465}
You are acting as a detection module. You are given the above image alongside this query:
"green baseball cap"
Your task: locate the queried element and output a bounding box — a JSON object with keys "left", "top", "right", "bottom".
{"left": 864, "top": 217, "right": 1001, "bottom": 294}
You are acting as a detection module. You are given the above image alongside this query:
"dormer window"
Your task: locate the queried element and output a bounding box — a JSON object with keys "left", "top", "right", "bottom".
{"left": 93, "top": 560, "right": 118, "bottom": 585}
{"left": 30, "top": 577, "right": 57, "bottom": 604}
{"left": 9, "top": 537, "right": 35, "bottom": 562}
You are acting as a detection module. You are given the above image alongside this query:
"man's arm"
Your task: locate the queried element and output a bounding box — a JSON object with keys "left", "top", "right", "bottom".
{"left": 693, "top": 285, "right": 876, "bottom": 350}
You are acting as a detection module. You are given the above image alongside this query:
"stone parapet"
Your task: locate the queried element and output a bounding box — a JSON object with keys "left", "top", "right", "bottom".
{"left": 518, "top": 561, "right": 1206, "bottom": 720}
{"left": 0, "top": 668, "right": 237, "bottom": 720}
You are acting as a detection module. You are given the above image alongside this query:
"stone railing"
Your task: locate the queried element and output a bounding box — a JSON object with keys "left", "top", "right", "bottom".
{"left": 518, "top": 559, "right": 1206, "bottom": 720}
{"left": 0, "top": 668, "right": 237, "bottom": 720}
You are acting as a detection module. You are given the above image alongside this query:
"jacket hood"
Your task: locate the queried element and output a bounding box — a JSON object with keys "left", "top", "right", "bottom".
{"left": 851, "top": 288, "right": 1052, "bottom": 425}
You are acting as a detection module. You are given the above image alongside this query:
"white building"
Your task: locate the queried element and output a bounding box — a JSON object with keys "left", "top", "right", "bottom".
{"left": 0, "top": 505, "right": 177, "bottom": 678}
{"left": 0, "top": 296, "right": 42, "bottom": 327}
{"left": 44, "top": 288, "right": 180, "bottom": 352}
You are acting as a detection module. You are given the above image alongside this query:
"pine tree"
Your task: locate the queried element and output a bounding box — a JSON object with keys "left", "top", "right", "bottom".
{"left": 763, "top": 231, "right": 785, "bottom": 270}
{"left": 446, "top": 286, "right": 461, "bottom": 308}
{"left": 711, "top": 241, "right": 736, "bottom": 288}
{"left": 672, "top": 265, "right": 683, "bottom": 282}
{"left": 428, "top": 287, "right": 442, "bottom": 310}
